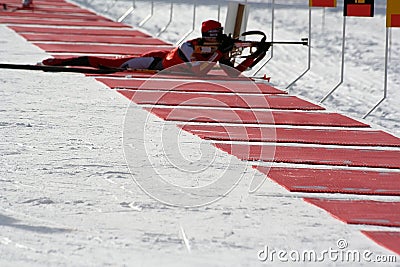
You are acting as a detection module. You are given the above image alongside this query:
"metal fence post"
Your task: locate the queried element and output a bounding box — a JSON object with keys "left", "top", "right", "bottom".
{"left": 286, "top": 6, "right": 312, "bottom": 91}
{"left": 363, "top": 28, "right": 390, "bottom": 118}
{"left": 253, "top": 0, "right": 275, "bottom": 76}
{"left": 117, "top": 0, "right": 136, "bottom": 23}
{"left": 320, "top": 16, "right": 346, "bottom": 103}
{"left": 175, "top": 3, "right": 197, "bottom": 46}
{"left": 156, "top": 2, "right": 174, "bottom": 37}
{"left": 102, "top": 0, "right": 118, "bottom": 14}
{"left": 138, "top": 1, "right": 154, "bottom": 27}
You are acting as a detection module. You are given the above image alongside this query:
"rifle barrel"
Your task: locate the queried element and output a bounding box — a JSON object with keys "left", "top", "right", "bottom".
{"left": 233, "top": 40, "right": 308, "bottom": 47}
{"left": 270, "top": 41, "right": 308, "bottom": 45}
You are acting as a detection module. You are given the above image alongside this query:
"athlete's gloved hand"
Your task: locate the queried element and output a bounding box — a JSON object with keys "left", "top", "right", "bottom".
{"left": 255, "top": 42, "right": 271, "bottom": 56}
{"left": 218, "top": 35, "right": 235, "bottom": 53}
{"left": 244, "top": 42, "right": 270, "bottom": 59}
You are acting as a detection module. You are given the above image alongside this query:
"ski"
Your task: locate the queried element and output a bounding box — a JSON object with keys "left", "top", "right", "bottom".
{"left": 0, "top": 63, "right": 125, "bottom": 74}
{"left": 0, "top": 63, "right": 270, "bottom": 81}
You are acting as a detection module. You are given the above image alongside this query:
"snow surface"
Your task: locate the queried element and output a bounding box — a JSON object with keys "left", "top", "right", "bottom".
{"left": 0, "top": 0, "right": 399, "bottom": 266}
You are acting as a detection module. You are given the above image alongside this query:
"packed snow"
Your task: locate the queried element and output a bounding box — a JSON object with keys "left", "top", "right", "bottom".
{"left": 0, "top": 0, "right": 399, "bottom": 266}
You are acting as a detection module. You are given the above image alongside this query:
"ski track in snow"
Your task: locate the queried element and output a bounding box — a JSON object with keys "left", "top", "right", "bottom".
{"left": 0, "top": 0, "right": 399, "bottom": 266}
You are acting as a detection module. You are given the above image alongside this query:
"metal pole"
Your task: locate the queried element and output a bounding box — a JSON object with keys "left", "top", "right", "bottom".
{"left": 363, "top": 28, "right": 389, "bottom": 118}
{"left": 320, "top": 16, "right": 346, "bottom": 103}
{"left": 286, "top": 6, "right": 312, "bottom": 91}
{"left": 253, "top": 0, "right": 275, "bottom": 76}
{"left": 156, "top": 2, "right": 174, "bottom": 37}
{"left": 217, "top": 4, "right": 221, "bottom": 22}
{"left": 117, "top": 0, "right": 136, "bottom": 23}
{"left": 138, "top": 1, "right": 154, "bottom": 27}
{"left": 103, "top": 0, "right": 118, "bottom": 14}
{"left": 389, "top": 27, "right": 392, "bottom": 61}
{"left": 175, "top": 3, "right": 196, "bottom": 46}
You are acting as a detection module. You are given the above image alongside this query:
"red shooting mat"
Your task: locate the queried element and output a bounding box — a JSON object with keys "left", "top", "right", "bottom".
{"left": 361, "top": 231, "right": 400, "bottom": 255}
{"left": 36, "top": 43, "right": 172, "bottom": 55}
{"left": 0, "top": 17, "right": 129, "bottom": 27}
{"left": 90, "top": 71, "right": 255, "bottom": 81}
{"left": 96, "top": 78, "right": 285, "bottom": 94}
{"left": 19, "top": 33, "right": 170, "bottom": 45}
{"left": 9, "top": 26, "right": 151, "bottom": 37}
{"left": 1, "top": 1, "right": 93, "bottom": 12}
{"left": 146, "top": 107, "right": 369, "bottom": 127}
{"left": 0, "top": 11, "right": 110, "bottom": 21}
{"left": 304, "top": 198, "right": 400, "bottom": 227}
{"left": 256, "top": 167, "right": 400, "bottom": 195}
{"left": 1, "top": 3, "right": 81, "bottom": 10}
{"left": 1, "top": 7, "right": 96, "bottom": 13}
{"left": 214, "top": 143, "right": 400, "bottom": 168}
{"left": 5, "top": 0, "right": 79, "bottom": 7}
{"left": 181, "top": 125, "right": 400, "bottom": 146}
{"left": 117, "top": 90, "right": 323, "bottom": 110}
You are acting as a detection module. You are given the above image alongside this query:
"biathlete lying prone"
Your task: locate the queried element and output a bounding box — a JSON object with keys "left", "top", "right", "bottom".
{"left": 41, "top": 20, "right": 269, "bottom": 76}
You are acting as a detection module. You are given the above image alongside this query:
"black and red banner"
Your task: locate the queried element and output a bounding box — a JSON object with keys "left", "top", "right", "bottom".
{"left": 387, "top": 0, "right": 400, "bottom": 27}
{"left": 309, "top": 0, "right": 336, "bottom": 7}
{"left": 344, "top": 0, "right": 374, "bottom": 17}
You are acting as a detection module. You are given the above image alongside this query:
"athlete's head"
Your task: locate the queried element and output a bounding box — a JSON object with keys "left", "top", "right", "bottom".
{"left": 201, "top": 20, "right": 223, "bottom": 41}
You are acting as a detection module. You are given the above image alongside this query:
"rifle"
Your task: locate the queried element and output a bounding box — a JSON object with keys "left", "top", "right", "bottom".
{"left": 195, "top": 31, "right": 308, "bottom": 64}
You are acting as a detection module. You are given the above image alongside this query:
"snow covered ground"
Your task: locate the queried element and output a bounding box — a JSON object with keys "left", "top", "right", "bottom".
{"left": 0, "top": 0, "right": 399, "bottom": 266}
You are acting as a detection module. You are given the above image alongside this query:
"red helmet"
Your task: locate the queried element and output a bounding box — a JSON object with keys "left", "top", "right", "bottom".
{"left": 201, "top": 20, "right": 223, "bottom": 37}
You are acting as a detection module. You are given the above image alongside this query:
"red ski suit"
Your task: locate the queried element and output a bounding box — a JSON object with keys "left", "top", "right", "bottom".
{"left": 43, "top": 38, "right": 262, "bottom": 75}
{"left": 86, "top": 38, "right": 222, "bottom": 74}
